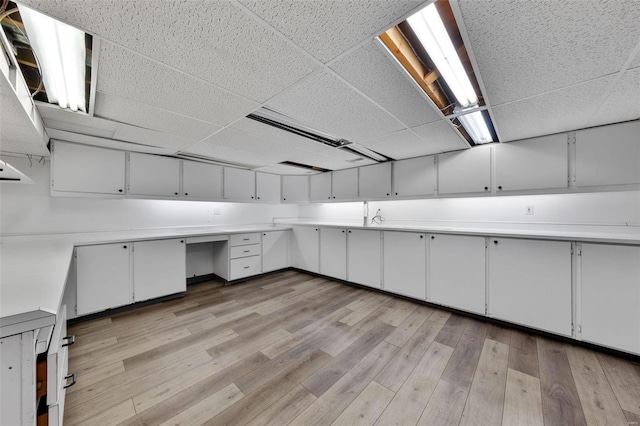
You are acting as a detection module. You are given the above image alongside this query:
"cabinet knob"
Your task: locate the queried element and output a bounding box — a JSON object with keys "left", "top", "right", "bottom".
{"left": 420, "top": 235, "right": 424, "bottom": 239}
{"left": 283, "top": 198, "right": 287, "bottom": 201}
{"left": 257, "top": 197, "right": 261, "bottom": 199}
{"left": 251, "top": 196, "right": 254, "bottom": 199}
{"left": 123, "top": 245, "right": 127, "bottom": 249}
{"left": 494, "top": 240, "right": 498, "bottom": 244}
{"left": 498, "top": 186, "right": 503, "bottom": 190}
{"left": 484, "top": 186, "right": 488, "bottom": 191}
{"left": 386, "top": 193, "right": 389, "bottom": 196}
{"left": 333, "top": 196, "right": 336, "bottom": 199}
{"left": 174, "top": 192, "right": 178, "bottom": 195}
{"left": 185, "top": 193, "right": 188, "bottom": 196}
{"left": 263, "top": 233, "right": 266, "bottom": 236}
{"left": 118, "top": 189, "right": 123, "bottom": 193}
{"left": 395, "top": 192, "right": 398, "bottom": 195}
{"left": 341, "top": 230, "right": 345, "bottom": 233}
{"left": 180, "top": 240, "right": 184, "bottom": 243}
{"left": 431, "top": 236, "right": 435, "bottom": 240}
{"left": 328, "top": 196, "right": 331, "bottom": 199}
{"left": 315, "top": 228, "right": 318, "bottom": 231}
{"left": 348, "top": 230, "right": 351, "bottom": 233}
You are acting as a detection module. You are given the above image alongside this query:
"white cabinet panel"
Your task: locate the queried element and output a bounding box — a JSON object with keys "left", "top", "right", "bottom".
{"left": 262, "top": 230, "right": 289, "bottom": 273}
{"left": 580, "top": 244, "right": 640, "bottom": 354}
{"left": 393, "top": 156, "right": 435, "bottom": 197}
{"left": 133, "top": 239, "right": 186, "bottom": 302}
{"left": 383, "top": 231, "right": 426, "bottom": 300}
{"left": 489, "top": 238, "right": 572, "bottom": 336}
{"left": 438, "top": 146, "right": 491, "bottom": 194}
{"left": 429, "top": 234, "right": 485, "bottom": 314}
{"left": 256, "top": 172, "right": 281, "bottom": 202}
{"left": 230, "top": 233, "right": 261, "bottom": 246}
{"left": 224, "top": 167, "right": 256, "bottom": 201}
{"left": 282, "top": 175, "right": 309, "bottom": 202}
{"left": 495, "top": 134, "right": 568, "bottom": 191}
{"left": 292, "top": 226, "right": 319, "bottom": 273}
{"left": 359, "top": 163, "right": 391, "bottom": 199}
{"left": 320, "top": 227, "right": 347, "bottom": 280}
{"left": 230, "top": 255, "right": 262, "bottom": 280}
{"left": 310, "top": 173, "right": 332, "bottom": 202}
{"left": 129, "top": 152, "right": 180, "bottom": 197}
{"left": 76, "top": 244, "right": 131, "bottom": 315}
{"left": 575, "top": 121, "right": 640, "bottom": 187}
{"left": 182, "top": 161, "right": 223, "bottom": 199}
{"left": 332, "top": 169, "right": 358, "bottom": 200}
{"left": 347, "top": 229, "right": 381, "bottom": 288}
{"left": 230, "top": 244, "right": 261, "bottom": 259}
{"left": 52, "top": 141, "right": 125, "bottom": 195}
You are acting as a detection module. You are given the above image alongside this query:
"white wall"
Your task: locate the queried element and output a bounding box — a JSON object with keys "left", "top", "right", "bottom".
{"left": 0, "top": 156, "right": 298, "bottom": 236}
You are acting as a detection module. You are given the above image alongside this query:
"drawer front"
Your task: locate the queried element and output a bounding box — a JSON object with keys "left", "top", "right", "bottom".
{"left": 230, "top": 244, "right": 261, "bottom": 259}
{"left": 230, "top": 256, "right": 262, "bottom": 280}
{"left": 230, "top": 233, "right": 261, "bottom": 246}
{"left": 47, "top": 305, "right": 72, "bottom": 406}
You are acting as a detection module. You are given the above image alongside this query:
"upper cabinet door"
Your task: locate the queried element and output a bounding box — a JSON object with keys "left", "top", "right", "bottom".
{"left": 223, "top": 167, "right": 256, "bottom": 201}
{"left": 128, "top": 152, "right": 180, "bottom": 197}
{"left": 310, "top": 173, "right": 332, "bottom": 202}
{"left": 495, "top": 134, "right": 568, "bottom": 192}
{"left": 282, "top": 175, "right": 309, "bottom": 203}
{"left": 393, "top": 156, "right": 435, "bottom": 197}
{"left": 332, "top": 169, "right": 358, "bottom": 200}
{"left": 256, "top": 172, "right": 281, "bottom": 203}
{"left": 575, "top": 121, "right": 640, "bottom": 187}
{"left": 182, "top": 161, "right": 223, "bottom": 199}
{"left": 438, "top": 146, "right": 491, "bottom": 195}
{"left": 52, "top": 141, "right": 125, "bottom": 195}
{"left": 359, "top": 163, "right": 391, "bottom": 199}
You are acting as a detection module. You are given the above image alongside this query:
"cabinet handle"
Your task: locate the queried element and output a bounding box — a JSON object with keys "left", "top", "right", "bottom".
{"left": 63, "top": 374, "right": 76, "bottom": 389}
{"left": 123, "top": 245, "right": 127, "bottom": 249}
{"left": 62, "top": 335, "right": 75, "bottom": 347}
{"left": 243, "top": 238, "right": 250, "bottom": 241}
{"left": 494, "top": 240, "right": 498, "bottom": 244}
{"left": 244, "top": 266, "right": 250, "bottom": 269}
{"left": 243, "top": 250, "right": 250, "bottom": 253}
{"left": 174, "top": 192, "right": 178, "bottom": 195}
{"left": 180, "top": 240, "right": 184, "bottom": 243}
{"left": 484, "top": 186, "right": 488, "bottom": 191}
{"left": 118, "top": 189, "right": 123, "bottom": 193}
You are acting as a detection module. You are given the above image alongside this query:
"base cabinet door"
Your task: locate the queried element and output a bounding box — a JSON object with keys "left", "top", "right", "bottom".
{"left": 429, "top": 234, "right": 486, "bottom": 314}
{"left": 320, "top": 227, "right": 347, "bottom": 280}
{"left": 133, "top": 239, "right": 186, "bottom": 302}
{"left": 580, "top": 244, "right": 640, "bottom": 354}
{"left": 489, "top": 238, "right": 572, "bottom": 336}
{"left": 292, "top": 226, "right": 319, "bottom": 273}
{"left": 347, "top": 229, "right": 381, "bottom": 288}
{"left": 76, "top": 243, "right": 132, "bottom": 315}
{"left": 262, "top": 230, "right": 289, "bottom": 273}
{"left": 383, "top": 231, "right": 426, "bottom": 299}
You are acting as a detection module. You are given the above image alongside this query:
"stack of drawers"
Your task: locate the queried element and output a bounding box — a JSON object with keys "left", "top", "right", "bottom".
{"left": 229, "top": 233, "right": 262, "bottom": 280}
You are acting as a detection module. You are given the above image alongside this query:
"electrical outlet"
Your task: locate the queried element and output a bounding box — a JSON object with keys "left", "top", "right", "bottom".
{"left": 213, "top": 208, "right": 221, "bottom": 215}
{"left": 525, "top": 205, "right": 534, "bottom": 215}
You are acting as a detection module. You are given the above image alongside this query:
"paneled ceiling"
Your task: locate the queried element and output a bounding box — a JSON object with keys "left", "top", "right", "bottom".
{"left": 2, "top": 0, "right": 639, "bottom": 173}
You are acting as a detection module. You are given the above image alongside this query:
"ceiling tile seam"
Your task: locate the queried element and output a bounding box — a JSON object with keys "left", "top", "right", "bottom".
{"left": 449, "top": 0, "right": 501, "bottom": 144}
{"left": 585, "top": 35, "right": 640, "bottom": 127}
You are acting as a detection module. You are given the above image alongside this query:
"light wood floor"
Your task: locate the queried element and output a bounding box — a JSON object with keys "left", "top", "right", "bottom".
{"left": 65, "top": 270, "right": 640, "bottom": 426}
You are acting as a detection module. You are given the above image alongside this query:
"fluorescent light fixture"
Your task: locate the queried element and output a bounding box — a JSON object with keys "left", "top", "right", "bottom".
{"left": 19, "top": 5, "right": 86, "bottom": 112}
{"left": 407, "top": 4, "right": 478, "bottom": 108}
{"left": 457, "top": 109, "right": 493, "bottom": 144}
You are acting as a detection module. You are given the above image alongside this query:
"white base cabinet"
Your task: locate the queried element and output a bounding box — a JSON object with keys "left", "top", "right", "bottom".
{"left": 292, "top": 226, "right": 320, "bottom": 273}
{"left": 347, "top": 229, "right": 381, "bottom": 288}
{"left": 383, "top": 231, "right": 426, "bottom": 299}
{"left": 580, "top": 244, "right": 640, "bottom": 354}
{"left": 133, "top": 239, "right": 186, "bottom": 302}
{"left": 489, "top": 238, "right": 572, "bottom": 336}
{"left": 429, "top": 234, "right": 486, "bottom": 314}
{"left": 262, "top": 230, "right": 290, "bottom": 273}
{"left": 320, "top": 227, "right": 347, "bottom": 280}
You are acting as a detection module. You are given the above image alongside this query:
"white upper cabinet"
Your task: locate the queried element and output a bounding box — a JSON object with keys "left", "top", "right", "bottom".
{"left": 282, "top": 175, "right": 309, "bottom": 203}
{"left": 332, "top": 169, "right": 358, "bottom": 200}
{"left": 575, "top": 121, "right": 640, "bottom": 187}
{"left": 182, "top": 160, "right": 223, "bottom": 199}
{"left": 438, "top": 146, "right": 491, "bottom": 195}
{"left": 359, "top": 163, "right": 392, "bottom": 199}
{"left": 256, "top": 172, "right": 281, "bottom": 203}
{"left": 52, "top": 141, "right": 125, "bottom": 195}
{"left": 383, "top": 231, "right": 426, "bottom": 300}
{"left": 310, "top": 173, "right": 332, "bottom": 202}
{"left": 393, "top": 156, "right": 435, "bottom": 197}
{"left": 495, "top": 134, "right": 568, "bottom": 192}
{"left": 129, "top": 152, "right": 180, "bottom": 197}
{"left": 224, "top": 167, "right": 256, "bottom": 201}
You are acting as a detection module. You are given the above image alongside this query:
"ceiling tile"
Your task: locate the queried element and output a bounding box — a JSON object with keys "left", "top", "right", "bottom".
{"left": 491, "top": 75, "right": 615, "bottom": 142}
{"left": 230, "top": 118, "right": 330, "bottom": 153}
{"left": 240, "top": 0, "right": 423, "bottom": 63}
{"left": 94, "top": 92, "right": 221, "bottom": 141}
{"left": 359, "top": 129, "right": 437, "bottom": 159}
{"left": 631, "top": 54, "right": 640, "bottom": 69}
{"left": 19, "top": 1, "right": 318, "bottom": 102}
{"left": 588, "top": 67, "right": 640, "bottom": 128}
{"left": 97, "top": 42, "right": 259, "bottom": 126}
{"left": 253, "top": 164, "right": 318, "bottom": 175}
{"left": 330, "top": 40, "right": 442, "bottom": 128}
{"left": 410, "top": 121, "right": 469, "bottom": 154}
{"left": 181, "top": 140, "right": 275, "bottom": 169}
{"left": 458, "top": 0, "right": 640, "bottom": 105}
{"left": 112, "top": 125, "right": 197, "bottom": 151}
{"left": 266, "top": 69, "right": 405, "bottom": 143}
{"left": 0, "top": 123, "right": 49, "bottom": 156}
{"left": 286, "top": 149, "right": 376, "bottom": 171}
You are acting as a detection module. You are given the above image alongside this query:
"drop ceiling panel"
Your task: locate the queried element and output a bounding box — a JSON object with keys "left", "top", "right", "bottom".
{"left": 253, "top": 164, "right": 318, "bottom": 175}
{"left": 97, "top": 42, "right": 259, "bottom": 126}
{"left": 266, "top": 70, "right": 404, "bottom": 143}
{"left": 112, "top": 125, "right": 197, "bottom": 151}
{"left": 0, "top": 123, "right": 49, "bottom": 156}
{"left": 491, "top": 75, "right": 614, "bottom": 142}
{"left": 181, "top": 141, "right": 274, "bottom": 168}
{"left": 19, "top": 1, "right": 317, "bottom": 102}
{"left": 359, "top": 129, "right": 437, "bottom": 160}
{"left": 631, "top": 54, "right": 640, "bottom": 69}
{"left": 458, "top": 0, "right": 640, "bottom": 105}
{"left": 330, "top": 41, "right": 442, "bottom": 128}
{"left": 94, "top": 92, "right": 222, "bottom": 142}
{"left": 588, "top": 67, "right": 640, "bottom": 128}
{"left": 230, "top": 118, "right": 330, "bottom": 153}
{"left": 240, "top": 0, "right": 423, "bottom": 63}
{"left": 47, "top": 130, "right": 174, "bottom": 156}
{"left": 286, "top": 150, "right": 376, "bottom": 171}
{"left": 410, "top": 121, "right": 469, "bottom": 154}
{"left": 37, "top": 102, "right": 120, "bottom": 139}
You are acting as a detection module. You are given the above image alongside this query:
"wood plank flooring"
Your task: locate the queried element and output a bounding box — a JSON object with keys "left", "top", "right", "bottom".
{"left": 65, "top": 270, "right": 640, "bottom": 426}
